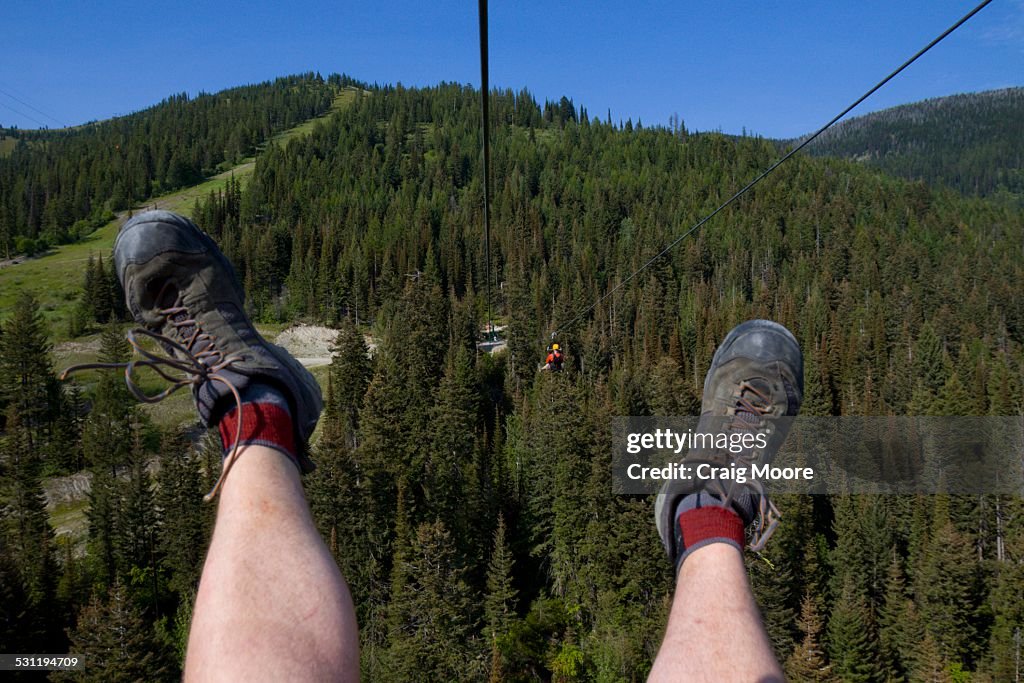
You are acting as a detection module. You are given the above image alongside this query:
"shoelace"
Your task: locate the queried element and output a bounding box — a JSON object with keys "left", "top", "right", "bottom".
{"left": 60, "top": 298, "right": 245, "bottom": 502}
{"left": 706, "top": 380, "right": 783, "bottom": 553}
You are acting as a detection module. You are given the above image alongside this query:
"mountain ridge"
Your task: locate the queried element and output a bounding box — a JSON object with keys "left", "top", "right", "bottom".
{"left": 802, "top": 86, "right": 1024, "bottom": 199}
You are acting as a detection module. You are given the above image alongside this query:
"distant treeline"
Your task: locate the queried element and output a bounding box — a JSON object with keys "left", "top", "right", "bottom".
{"left": 808, "top": 88, "right": 1024, "bottom": 201}
{"left": 0, "top": 73, "right": 361, "bottom": 255}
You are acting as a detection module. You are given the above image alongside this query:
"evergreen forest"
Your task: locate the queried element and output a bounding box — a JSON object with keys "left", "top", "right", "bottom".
{"left": 0, "top": 73, "right": 342, "bottom": 255}
{"left": 1, "top": 76, "right": 1023, "bottom": 681}
{"left": 808, "top": 87, "right": 1024, "bottom": 203}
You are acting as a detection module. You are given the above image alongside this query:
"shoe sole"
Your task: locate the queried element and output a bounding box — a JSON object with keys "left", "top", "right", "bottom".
{"left": 702, "top": 319, "right": 801, "bottom": 405}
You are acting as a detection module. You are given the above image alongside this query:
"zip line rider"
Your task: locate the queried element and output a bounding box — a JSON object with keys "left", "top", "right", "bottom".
{"left": 543, "top": 343, "right": 564, "bottom": 372}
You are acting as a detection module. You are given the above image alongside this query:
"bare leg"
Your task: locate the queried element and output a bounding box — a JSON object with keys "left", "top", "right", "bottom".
{"left": 648, "top": 543, "right": 782, "bottom": 683}
{"left": 185, "top": 445, "right": 359, "bottom": 682}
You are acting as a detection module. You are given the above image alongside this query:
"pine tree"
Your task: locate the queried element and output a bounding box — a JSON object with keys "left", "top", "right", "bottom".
{"left": 906, "top": 380, "right": 939, "bottom": 417}
{"left": 750, "top": 547, "right": 797, "bottom": 662}
{"left": 827, "top": 575, "right": 882, "bottom": 682}
{"left": 56, "top": 579, "right": 176, "bottom": 682}
{"left": 831, "top": 496, "right": 868, "bottom": 596}
{"left": 46, "top": 380, "right": 82, "bottom": 475}
{"left": 55, "top": 534, "right": 89, "bottom": 621}
{"left": 877, "top": 552, "right": 911, "bottom": 681}
{"left": 984, "top": 552, "right": 1024, "bottom": 681}
{"left": 986, "top": 351, "right": 1020, "bottom": 416}
{"left": 935, "top": 368, "right": 971, "bottom": 416}
{"left": 386, "top": 519, "right": 481, "bottom": 682}
{"left": 427, "top": 343, "right": 479, "bottom": 547}
{"left": 82, "top": 324, "right": 135, "bottom": 474}
{"left": 307, "top": 401, "right": 389, "bottom": 645}
{"left": 195, "top": 431, "right": 221, "bottom": 534}
{"left": 907, "top": 630, "right": 946, "bottom": 683}
{"left": 0, "top": 546, "right": 33, "bottom": 651}
{"left": 543, "top": 377, "right": 593, "bottom": 600}
{"left": 327, "top": 317, "right": 371, "bottom": 448}
{"left": 108, "top": 250, "right": 127, "bottom": 321}
{"left": 82, "top": 253, "right": 98, "bottom": 309}
{"left": 0, "top": 291, "right": 58, "bottom": 447}
{"left": 114, "top": 447, "right": 161, "bottom": 612}
{"left": 785, "top": 591, "right": 833, "bottom": 682}
{"left": 86, "top": 465, "right": 119, "bottom": 589}
{"left": 91, "top": 254, "right": 113, "bottom": 323}
{"left": 914, "top": 495, "right": 978, "bottom": 666}
{"left": 155, "top": 431, "right": 206, "bottom": 597}
{"left": 1, "top": 406, "right": 60, "bottom": 648}
{"left": 802, "top": 348, "right": 834, "bottom": 417}
{"left": 647, "top": 356, "right": 698, "bottom": 415}
{"left": 394, "top": 278, "right": 448, "bottom": 402}
{"left": 913, "top": 323, "right": 946, "bottom": 395}
{"left": 799, "top": 535, "right": 830, "bottom": 618}
{"left": 360, "top": 347, "right": 414, "bottom": 479}
{"left": 484, "top": 513, "right": 518, "bottom": 641}
{"left": 81, "top": 331, "right": 139, "bottom": 588}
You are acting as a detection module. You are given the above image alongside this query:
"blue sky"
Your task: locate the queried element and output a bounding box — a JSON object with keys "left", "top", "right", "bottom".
{"left": 1, "top": 0, "right": 1021, "bottom": 138}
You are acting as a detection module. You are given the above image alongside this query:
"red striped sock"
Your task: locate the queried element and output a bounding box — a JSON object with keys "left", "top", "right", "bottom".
{"left": 217, "top": 384, "right": 298, "bottom": 467}
{"left": 672, "top": 493, "right": 746, "bottom": 570}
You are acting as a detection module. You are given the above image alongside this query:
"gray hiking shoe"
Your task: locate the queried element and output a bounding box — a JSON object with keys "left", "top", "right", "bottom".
{"left": 64, "top": 210, "right": 322, "bottom": 491}
{"left": 655, "top": 319, "right": 803, "bottom": 558}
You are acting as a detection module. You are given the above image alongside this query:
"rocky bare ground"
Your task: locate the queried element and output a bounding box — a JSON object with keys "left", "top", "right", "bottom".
{"left": 45, "top": 471, "right": 93, "bottom": 510}
{"left": 51, "top": 336, "right": 103, "bottom": 363}
{"left": 274, "top": 324, "right": 337, "bottom": 366}
{"left": 52, "top": 323, "right": 359, "bottom": 368}
{"left": 274, "top": 324, "right": 377, "bottom": 365}
{"left": 45, "top": 471, "right": 92, "bottom": 543}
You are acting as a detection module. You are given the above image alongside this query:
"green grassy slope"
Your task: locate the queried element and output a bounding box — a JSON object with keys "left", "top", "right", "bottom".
{"left": 0, "top": 136, "right": 17, "bottom": 158}
{"left": 0, "top": 87, "right": 362, "bottom": 339}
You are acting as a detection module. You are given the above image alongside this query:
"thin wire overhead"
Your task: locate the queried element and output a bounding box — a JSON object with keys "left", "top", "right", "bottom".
{"left": 551, "top": 0, "right": 994, "bottom": 339}
{"left": 478, "top": 0, "right": 496, "bottom": 341}
{"left": 0, "top": 99, "right": 48, "bottom": 129}
{"left": 0, "top": 84, "right": 67, "bottom": 128}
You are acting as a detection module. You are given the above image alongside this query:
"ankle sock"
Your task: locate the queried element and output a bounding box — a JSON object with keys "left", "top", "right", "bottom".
{"left": 671, "top": 491, "right": 752, "bottom": 570}
{"left": 218, "top": 383, "right": 298, "bottom": 468}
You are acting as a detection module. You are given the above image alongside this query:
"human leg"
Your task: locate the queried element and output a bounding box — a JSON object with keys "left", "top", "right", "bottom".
{"left": 649, "top": 542, "right": 782, "bottom": 682}
{"left": 185, "top": 444, "right": 359, "bottom": 681}
{"left": 62, "top": 210, "right": 361, "bottom": 681}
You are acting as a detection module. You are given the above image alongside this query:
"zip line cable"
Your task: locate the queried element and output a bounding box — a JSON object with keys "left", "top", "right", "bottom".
{"left": 0, "top": 99, "right": 48, "bottom": 129}
{"left": 0, "top": 85, "right": 67, "bottom": 128}
{"left": 479, "top": 0, "right": 495, "bottom": 341}
{"left": 550, "top": 0, "right": 994, "bottom": 340}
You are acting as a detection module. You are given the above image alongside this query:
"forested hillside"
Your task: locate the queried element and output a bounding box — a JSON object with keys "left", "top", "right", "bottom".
{"left": 1, "top": 81, "right": 1023, "bottom": 681}
{"left": 0, "top": 73, "right": 349, "bottom": 256}
{"left": 808, "top": 87, "right": 1024, "bottom": 201}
